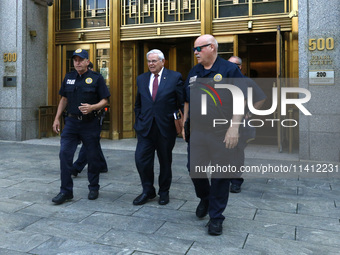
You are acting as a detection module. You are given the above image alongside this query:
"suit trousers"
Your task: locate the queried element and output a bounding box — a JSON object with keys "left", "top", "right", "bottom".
{"left": 135, "top": 120, "right": 176, "bottom": 196}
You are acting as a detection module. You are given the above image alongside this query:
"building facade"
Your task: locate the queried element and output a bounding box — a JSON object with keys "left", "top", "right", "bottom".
{"left": 0, "top": 0, "right": 339, "bottom": 162}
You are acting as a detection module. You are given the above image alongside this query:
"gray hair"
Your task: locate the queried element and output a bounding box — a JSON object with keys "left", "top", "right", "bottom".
{"left": 229, "top": 56, "right": 242, "bottom": 65}
{"left": 211, "top": 37, "right": 218, "bottom": 50}
{"left": 146, "top": 49, "right": 165, "bottom": 60}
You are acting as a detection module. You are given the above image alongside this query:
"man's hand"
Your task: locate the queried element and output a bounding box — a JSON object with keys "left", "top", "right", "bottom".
{"left": 79, "top": 103, "right": 93, "bottom": 115}
{"left": 53, "top": 119, "right": 61, "bottom": 134}
{"left": 223, "top": 126, "right": 239, "bottom": 149}
{"left": 181, "top": 127, "right": 186, "bottom": 141}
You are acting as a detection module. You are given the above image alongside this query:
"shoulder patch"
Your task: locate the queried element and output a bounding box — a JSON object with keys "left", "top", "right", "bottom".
{"left": 213, "top": 73, "right": 222, "bottom": 82}
{"left": 85, "top": 77, "right": 93, "bottom": 84}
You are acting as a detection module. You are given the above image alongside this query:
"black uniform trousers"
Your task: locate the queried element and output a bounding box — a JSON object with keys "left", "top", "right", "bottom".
{"left": 73, "top": 142, "right": 107, "bottom": 173}
{"left": 60, "top": 117, "right": 102, "bottom": 195}
{"left": 135, "top": 120, "right": 176, "bottom": 196}
{"left": 188, "top": 129, "right": 240, "bottom": 222}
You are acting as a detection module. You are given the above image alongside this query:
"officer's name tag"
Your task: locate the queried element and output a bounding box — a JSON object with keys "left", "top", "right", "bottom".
{"left": 189, "top": 75, "right": 197, "bottom": 83}
{"left": 67, "top": 79, "right": 76, "bottom": 85}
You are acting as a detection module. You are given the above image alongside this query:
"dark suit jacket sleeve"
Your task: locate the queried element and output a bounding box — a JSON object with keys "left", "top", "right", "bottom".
{"left": 134, "top": 84, "right": 141, "bottom": 121}
{"left": 175, "top": 73, "right": 185, "bottom": 111}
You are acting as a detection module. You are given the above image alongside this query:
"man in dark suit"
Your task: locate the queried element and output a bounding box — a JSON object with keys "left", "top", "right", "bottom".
{"left": 133, "top": 49, "right": 184, "bottom": 206}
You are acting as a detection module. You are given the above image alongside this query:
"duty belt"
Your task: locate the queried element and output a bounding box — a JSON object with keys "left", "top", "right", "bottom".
{"left": 67, "top": 112, "right": 96, "bottom": 121}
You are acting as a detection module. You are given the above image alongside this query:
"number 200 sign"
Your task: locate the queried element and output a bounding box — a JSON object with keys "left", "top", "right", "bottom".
{"left": 309, "top": 37, "right": 334, "bottom": 51}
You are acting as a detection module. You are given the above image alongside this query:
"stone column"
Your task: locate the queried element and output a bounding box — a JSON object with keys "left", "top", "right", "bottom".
{"left": 299, "top": 0, "right": 340, "bottom": 161}
{"left": 0, "top": 0, "right": 48, "bottom": 140}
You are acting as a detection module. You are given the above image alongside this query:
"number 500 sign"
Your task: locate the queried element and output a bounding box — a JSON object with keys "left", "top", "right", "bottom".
{"left": 3, "top": 53, "right": 17, "bottom": 62}
{"left": 309, "top": 37, "right": 334, "bottom": 51}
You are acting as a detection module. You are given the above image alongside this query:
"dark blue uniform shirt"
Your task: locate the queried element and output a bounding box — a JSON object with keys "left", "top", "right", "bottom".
{"left": 59, "top": 70, "right": 110, "bottom": 115}
{"left": 185, "top": 56, "right": 247, "bottom": 131}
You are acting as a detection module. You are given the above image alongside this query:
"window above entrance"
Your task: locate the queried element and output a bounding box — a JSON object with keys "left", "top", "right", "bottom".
{"left": 214, "top": 0, "right": 289, "bottom": 18}
{"left": 121, "top": 0, "right": 200, "bottom": 25}
{"left": 59, "top": 0, "right": 109, "bottom": 30}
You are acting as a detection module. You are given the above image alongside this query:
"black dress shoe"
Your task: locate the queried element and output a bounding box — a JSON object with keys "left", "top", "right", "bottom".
{"left": 88, "top": 190, "right": 99, "bottom": 200}
{"left": 196, "top": 199, "right": 209, "bottom": 218}
{"left": 52, "top": 192, "right": 73, "bottom": 205}
{"left": 208, "top": 219, "right": 223, "bottom": 235}
{"left": 133, "top": 192, "right": 156, "bottom": 205}
{"left": 230, "top": 184, "right": 241, "bottom": 193}
{"left": 159, "top": 193, "right": 169, "bottom": 205}
{"left": 100, "top": 168, "right": 108, "bottom": 173}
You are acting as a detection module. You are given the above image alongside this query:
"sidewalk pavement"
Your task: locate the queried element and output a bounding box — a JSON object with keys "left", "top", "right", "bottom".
{"left": 0, "top": 137, "right": 339, "bottom": 254}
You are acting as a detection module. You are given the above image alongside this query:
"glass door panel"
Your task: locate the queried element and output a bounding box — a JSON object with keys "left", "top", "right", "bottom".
{"left": 95, "top": 43, "right": 110, "bottom": 136}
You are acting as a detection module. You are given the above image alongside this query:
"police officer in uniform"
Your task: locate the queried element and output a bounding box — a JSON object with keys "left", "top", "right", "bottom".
{"left": 72, "top": 62, "right": 108, "bottom": 176}
{"left": 52, "top": 49, "right": 110, "bottom": 205}
{"left": 182, "top": 35, "right": 246, "bottom": 235}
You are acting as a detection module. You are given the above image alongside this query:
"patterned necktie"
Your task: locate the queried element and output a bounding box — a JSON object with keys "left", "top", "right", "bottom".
{"left": 152, "top": 74, "right": 159, "bottom": 101}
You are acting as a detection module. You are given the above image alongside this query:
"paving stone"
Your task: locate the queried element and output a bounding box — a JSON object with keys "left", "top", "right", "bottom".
{"left": 0, "top": 199, "right": 33, "bottom": 213}
{"left": 0, "top": 186, "right": 27, "bottom": 199}
{"left": 17, "top": 202, "right": 90, "bottom": 221}
{"left": 297, "top": 201, "right": 339, "bottom": 218}
{"left": 100, "top": 228, "right": 193, "bottom": 255}
{"left": 0, "top": 211, "right": 41, "bottom": 231}
{"left": 298, "top": 186, "right": 340, "bottom": 202}
{"left": 228, "top": 197, "right": 298, "bottom": 213}
{"left": 0, "top": 179, "right": 22, "bottom": 188}
{"left": 66, "top": 197, "right": 141, "bottom": 216}
{"left": 23, "top": 218, "right": 112, "bottom": 242}
{"left": 81, "top": 212, "right": 165, "bottom": 234}
{"left": 156, "top": 221, "right": 248, "bottom": 243}
{"left": 244, "top": 234, "right": 340, "bottom": 255}
{"left": 254, "top": 210, "right": 340, "bottom": 232}
{"left": 296, "top": 227, "right": 340, "bottom": 248}
{"left": 179, "top": 201, "right": 257, "bottom": 220}
{"left": 0, "top": 248, "right": 27, "bottom": 255}
{"left": 187, "top": 243, "right": 262, "bottom": 255}
{"left": 0, "top": 230, "right": 50, "bottom": 252}
{"left": 11, "top": 190, "right": 62, "bottom": 204}
{"left": 225, "top": 217, "right": 295, "bottom": 240}
{"left": 267, "top": 178, "right": 332, "bottom": 190}
{"left": 132, "top": 206, "right": 202, "bottom": 226}
{"left": 30, "top": 237, "right": 133, "bottom": 255}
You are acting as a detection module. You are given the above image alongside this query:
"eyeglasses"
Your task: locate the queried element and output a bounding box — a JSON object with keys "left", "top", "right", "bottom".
{"left": 193, "top": 44, "right": 211, "bottom": 52}
{"left": 147, "top": 60, "right": 159, "bottom": 64}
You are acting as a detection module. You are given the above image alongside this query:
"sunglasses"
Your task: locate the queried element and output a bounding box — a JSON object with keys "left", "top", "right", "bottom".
{"left": 193, "top": 44, "right": 211, "bottom": 52}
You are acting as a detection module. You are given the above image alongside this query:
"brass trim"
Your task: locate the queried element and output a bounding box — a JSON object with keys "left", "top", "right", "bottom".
{"left": 213, "top": 14, "right": 292, "bottom": 35}
{"left": 120, "top": 21, "right": 201, "bottom": 40}
{"left": 48, "top": 5, "right": 56, "bottom": 105}
{"left": 55, "top": 29, "right": 110, "bottom": 44}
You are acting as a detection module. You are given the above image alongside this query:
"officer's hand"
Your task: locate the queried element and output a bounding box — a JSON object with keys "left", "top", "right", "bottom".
{"left": 181, "top": 127, "right": 185, "bottom": 141}
{"left": 223, "top": 126, "right": 239, "bottom": 149}
{"left": 53, "top": 119, "right": 60, "bottom": 134}
{"left": 79, "top": 103, "right": 92, "bottom": 115}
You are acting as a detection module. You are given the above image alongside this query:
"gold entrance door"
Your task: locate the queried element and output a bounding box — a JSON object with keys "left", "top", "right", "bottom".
{"left": 60, "top": 44, "right": 111, "bottom": 138}
{"left": 95, "top": 43, "right": 111, "bottom": 138}
{"left": 276, "top": 26, "right": 284, "bottom": 152}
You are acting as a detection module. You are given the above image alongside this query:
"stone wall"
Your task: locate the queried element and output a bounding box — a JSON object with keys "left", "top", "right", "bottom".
{"left": 299, "top": 0, "right": 340, "bottom": 161}
{"left": 0, "top": 0, "right": 48, "bottom": 140}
